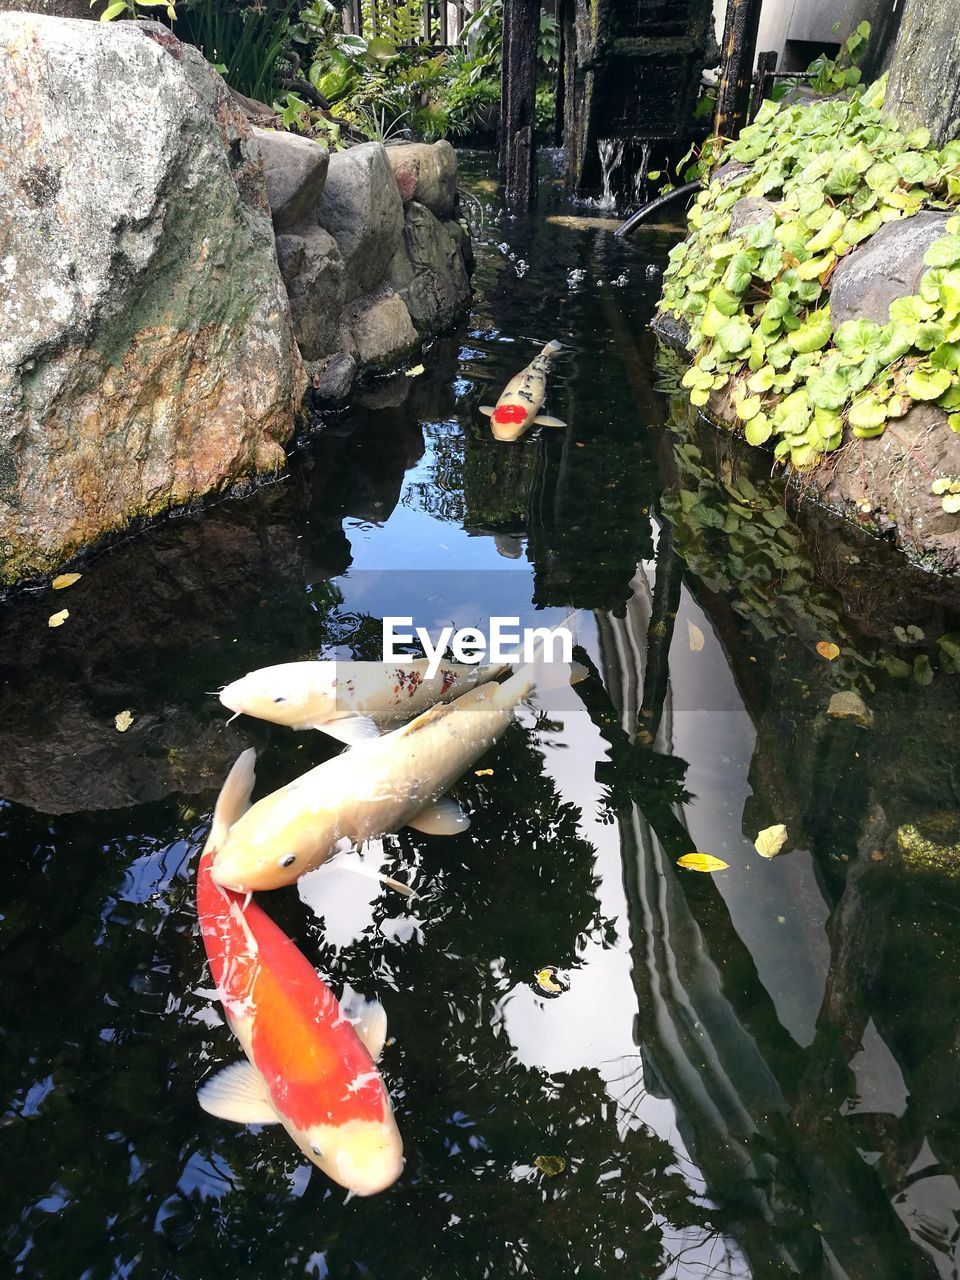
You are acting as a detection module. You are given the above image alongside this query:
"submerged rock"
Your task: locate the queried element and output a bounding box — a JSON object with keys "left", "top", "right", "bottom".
{"left": 0, "top": 15, "right": 305, "bottom": 587}
{"left": 894, "top": 815, "right": 960, "bottom": 878}
{"left": 826, "top": 690, "right": 875, "bottom": 727}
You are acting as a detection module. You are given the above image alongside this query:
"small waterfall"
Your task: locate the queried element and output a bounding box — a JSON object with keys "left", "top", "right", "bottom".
{"left": 596, "top": 137, "right": 663, "bottom": 211}
{"left": 598, "top": 138, "right": 625, "bottom": 208}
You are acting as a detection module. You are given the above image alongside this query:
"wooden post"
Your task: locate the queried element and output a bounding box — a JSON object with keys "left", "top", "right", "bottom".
{"left": 713, "top": 0, "right": 764, "bottom": 141}
{"left": 749, "top": 49, "right": 777, "bottom": 122}
{"left": 499, "top": 0, "right": 539, "bottom": 208}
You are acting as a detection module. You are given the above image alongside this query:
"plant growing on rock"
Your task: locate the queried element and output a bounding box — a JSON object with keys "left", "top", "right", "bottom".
{"left": 661, "top": 76, "right": 960, "bottom": 473}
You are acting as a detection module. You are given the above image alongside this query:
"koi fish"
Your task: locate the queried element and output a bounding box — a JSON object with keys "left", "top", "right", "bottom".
{"left": 219, "top": 659, "right": 509, "bottom": 746}
{"left": 196, "top": 749, "right": 404, "bottom": 1196}
{"left": 210, "top": 648, "right": 587, "bottom": 894}
{"left": 479, "top": 340, "right": 567, "bottom": 441}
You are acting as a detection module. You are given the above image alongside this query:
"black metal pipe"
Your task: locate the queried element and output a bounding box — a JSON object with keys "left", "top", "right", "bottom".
{"left": 614, "top": 180, "right": 702, "bottom": 239}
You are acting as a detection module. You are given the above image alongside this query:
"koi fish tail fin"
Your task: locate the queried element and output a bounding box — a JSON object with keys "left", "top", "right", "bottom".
{"left": 209, "top": 748, "right": 257, "bottom": 854}
{"left": 540, "top": 339, "right": 564, "bottom": 358}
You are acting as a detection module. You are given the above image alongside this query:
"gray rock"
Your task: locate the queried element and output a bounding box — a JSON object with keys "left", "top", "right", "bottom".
{"left": 275, "top": 227, "right": 345, "bottom": 360}
{"left": 339, "top": 292, "right": 418, "bottom": 371}
{"left": 729, "top": 195, "right": 777, "bottom": 237}
{"left": 388, "top": 202, "right": 470, "bottom": 334}
{"left": 252, "top": 127, "right": 329, "bottom": 231}
{"left": 803, "top": 401, "right": 960, "bottom": 574}
{"left": 828, "top": 211, "right": 952, "bottom": 327}
{"left": 0, "top": 15, "right": 304, "bottom": 587}
{"left": 317, "top": 142, "right": 404, "bottom": 302}
{"left": 385, "top": 140, "right": 458, "bottom": 218}
{"left": 308, "top": 352, "right": 357, "bottom": 409}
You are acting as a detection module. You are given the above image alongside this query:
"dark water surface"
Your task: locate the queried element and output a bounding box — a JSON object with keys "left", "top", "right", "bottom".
{"left": 3, "top": 152, "right": 960, "bottom": 1280}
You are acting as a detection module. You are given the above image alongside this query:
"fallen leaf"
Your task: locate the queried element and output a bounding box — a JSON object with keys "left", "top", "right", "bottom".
{"left": 405, "top": 363, "right": 425, "bottom": 377}
{"left": 474, "top": 768, "right": 494, "bottom": 776}
{"left": 677, "top": 852, "right": 729, "bottom": 873}
{"left": 52, "top": 573, "right": 82, "bottom": 590}
{"left": 114, "top": 710, "right": 134, "bottom": 733}
{"left": 816, "top": 641, "right": 840, "bottom": 660}
{"left": 755, "top": 823, "right": 788, "bottom": 859}
{"left": 535, "top": 966, "right": 568, "bottom": 995}
{"left": 534, "top": 1155, "right": 566, "bottom": 1177}
{"left": 827, "top": 690, "right": 874, "bottom": 727}
{"left": 687, "top": 621, "right": 705, "bottom": 652}
{"left": 48, "top": 609, "right": 69, "bottom": 628}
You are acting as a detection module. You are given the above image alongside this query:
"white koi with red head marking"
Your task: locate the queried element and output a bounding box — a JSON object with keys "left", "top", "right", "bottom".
{"left": 479, "top": 340, "right": 566, "bottom": 441}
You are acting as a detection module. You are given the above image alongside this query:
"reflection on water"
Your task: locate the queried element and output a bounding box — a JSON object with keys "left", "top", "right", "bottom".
{"left": 3, "top": 151, "right": 960, "bottom": 1279}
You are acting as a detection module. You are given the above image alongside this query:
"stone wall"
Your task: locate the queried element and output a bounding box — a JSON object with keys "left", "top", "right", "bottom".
{"left": 255, "top": 131, "right": 472, "bottom": 407}
{"left": 0, "top": 15, "right": 473, "bottom": 588}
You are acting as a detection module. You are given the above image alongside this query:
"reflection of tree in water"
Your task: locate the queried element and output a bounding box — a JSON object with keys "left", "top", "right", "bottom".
{"left": 588, "top": 544, "right": 960, "bottom": 1277}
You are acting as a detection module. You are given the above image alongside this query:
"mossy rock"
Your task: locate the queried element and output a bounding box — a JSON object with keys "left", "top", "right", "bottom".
{"left": 895, "top": 814, "right": 960, "bottom": 877}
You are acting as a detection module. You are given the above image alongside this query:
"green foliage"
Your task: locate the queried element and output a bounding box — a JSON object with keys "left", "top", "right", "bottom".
{"left": 661, "top": 80, "right": 960, "bottom": 474}
{"left": 94, "top": 0, "right": 177, "bottom": 20}
{"left": 177, "top": 0, "right": 304, "bottom": 102}
{"left": 805, "top": 20, "right": 870, "bottom": 96}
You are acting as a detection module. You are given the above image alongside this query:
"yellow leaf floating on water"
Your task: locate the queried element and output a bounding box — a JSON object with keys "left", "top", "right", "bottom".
{"left": 687, "top": 621, "right": 705, "bottom": 652}
{"left": 816, "top": 641, "right": 840, "bottom": 660}
{"left": 534, "top": 1155, "right": 566, "bottom": 1177}
{"left": 677, "top": 852, "right": 730, "bottom": 872}
{"left": 405, "top": 364, "right": 425, "bottom": 377}
{"left": 48, "top": 609, "right": 69, "bottom": 628}
{"left": 755, "top": 823, "right": 788, "bottom": 859}
{"left": 535, "top": 966, "right": 568, "bottom": 995}
{"left": 474, "top": 768, "right": 494, "bottom": 776}
{"left": 52, "top": 573, "right": 82, "bottom": 590}
{"left": 114, "top": 710, "right": 134, "bottom": 733}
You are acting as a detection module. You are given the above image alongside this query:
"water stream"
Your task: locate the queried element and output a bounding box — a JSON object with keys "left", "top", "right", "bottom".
{"left": 2, "top": 152, "right": 960, "bottom": 1280}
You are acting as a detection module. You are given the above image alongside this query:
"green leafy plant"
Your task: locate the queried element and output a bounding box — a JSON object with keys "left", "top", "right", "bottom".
{"left": 176, "top": 0, "right": 303, "bottom": 102}
{"left": 661, "top": 75, "right": 960, "bottom": 474}
{"left": 93, "top": 0, "right": 177, "bottom": 20}
{"left": 806, "top": 20, "right": 870, "bottom": 96}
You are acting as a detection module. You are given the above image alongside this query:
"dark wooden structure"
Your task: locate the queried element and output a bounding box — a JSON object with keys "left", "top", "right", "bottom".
{"left": 499, "top": 0, "right": 540, "bottom": 208}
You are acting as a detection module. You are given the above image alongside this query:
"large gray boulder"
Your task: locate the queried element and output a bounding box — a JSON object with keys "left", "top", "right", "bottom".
{"left": 828, "top": 211, "right": 952, "bottom": 327}
{"left": 389, "top": 202, "right": 471, "bottom": 333}
{"left": 0, "top": 15, "right": 305, "bottom": 587}
{"left": 385, "top": 140, "right": 458, "bottom": 218}
{"left": 317, "top": 142, "right": 404, "bottom": 302}
{"left": 252, "top": 126, "right": 328, "bottom": 232}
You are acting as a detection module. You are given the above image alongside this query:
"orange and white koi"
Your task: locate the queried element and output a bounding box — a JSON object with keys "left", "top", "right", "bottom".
{"left": 196, "top": 750, "right": 404, "bottom": 1197}
{"left": 479, "top": 340, "right": 566, "bottom": 441}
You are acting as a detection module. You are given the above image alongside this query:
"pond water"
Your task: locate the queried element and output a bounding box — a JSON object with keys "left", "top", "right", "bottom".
{"left": 3, "top": 151, "right": 960, "bottom": 1280}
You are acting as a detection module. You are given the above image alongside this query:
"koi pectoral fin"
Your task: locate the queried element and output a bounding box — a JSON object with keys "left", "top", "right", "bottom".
{"left": 340, "top": 986, "right": 389, "bottom": 1062}
{"left": 406, "top": 796, "right": 470, "bottom": 836}
{"left": 533, "top": 414, "right": 566, "bottom": 428}
{"left": 319, "top": 715, "right": 381, "bottom": 745}
{"left": 197, "top": 1060, "right": 279, "bottom": 1126}
{"left": 478, "top": 405, "right": 495, "bottom": 417}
